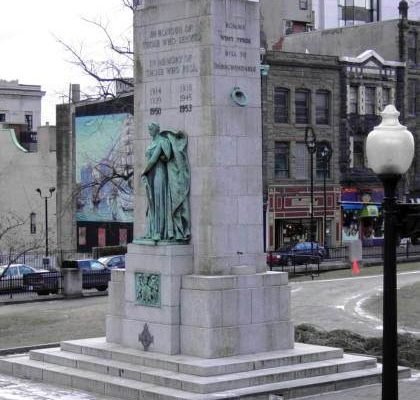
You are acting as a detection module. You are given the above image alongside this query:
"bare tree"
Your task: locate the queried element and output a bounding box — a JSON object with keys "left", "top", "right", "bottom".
{"left": 0, "top": 213, "right": 44, "bottom": 267}
{"left": 55, "top": 1, "right": 134, "bottom": 101}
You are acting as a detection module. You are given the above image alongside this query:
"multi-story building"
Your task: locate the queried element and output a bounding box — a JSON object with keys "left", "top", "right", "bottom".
{"left": 262, "top": 51, "right": 342, "bottom": 250}
{"left": 56, "top": 89, "right": 134, "bottom": 253}
{"left": 271, "top": 6, "right": 420, "bottom": 246}
{"left": 0, "top": 79, "right": 45, "bottom": 152}
{"left": 312, "top": 0, "right": 419, "bottom": 30}
{"left": 0, "top": 80, "right": 56, "bottom": 254}
{"left": 260, "top": 0, "right": 314, "bottom": 50}
{"left": 262, "top": 47, "right": 407, "bottom": 249}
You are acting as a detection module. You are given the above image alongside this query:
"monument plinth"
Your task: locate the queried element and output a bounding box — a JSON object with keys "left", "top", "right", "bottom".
{"left": 105, "top": 0, "right": 294, "bottom": 357}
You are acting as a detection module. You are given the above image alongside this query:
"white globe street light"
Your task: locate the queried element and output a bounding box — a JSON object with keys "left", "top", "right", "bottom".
{"left": 366, "top": 105, "right": 414, "bottom": 175}
{"left": 366, "top": 105, "right": 414, "bottom": 400}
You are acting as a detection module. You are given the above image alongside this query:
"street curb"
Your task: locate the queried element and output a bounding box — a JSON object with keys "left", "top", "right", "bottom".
{"left": 0, "top": 291, "right": 107, "bottom": 306}
{"left": 0, "top": 343, "right": 59, "bottom": 356}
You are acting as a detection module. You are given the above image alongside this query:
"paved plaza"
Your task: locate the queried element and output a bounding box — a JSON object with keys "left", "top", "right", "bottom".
{"left": 1, "top": 269, "right": 420, "bottom": 399}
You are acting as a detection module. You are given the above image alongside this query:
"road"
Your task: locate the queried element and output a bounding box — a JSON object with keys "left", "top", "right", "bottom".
{"left": 1, "top": 269, "right": 420, "bottom": 351}
{"left": 291, "top": 269, "right": 420, "bottom": 337}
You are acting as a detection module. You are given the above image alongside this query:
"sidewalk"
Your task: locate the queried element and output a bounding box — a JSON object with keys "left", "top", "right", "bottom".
{"left": 0, "top": 369, "right": 419, "bottom": 399}
{"left": 300, "top": 371, "right": 420, "bottom": 399}
{"left": 0, "top": 372, "right": 119, "bottom": 400}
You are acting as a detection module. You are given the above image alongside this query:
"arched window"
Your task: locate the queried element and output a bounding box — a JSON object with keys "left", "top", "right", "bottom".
{"left": 295, "top": 89, "right": 310, "bottom": 124}
{"left": 315, "top": 90, "right": 330, "bottom": 125}
{"left": 30, "top": 212, "right": 36, "bottom": 234}
{"left": 274, "top": 87, "right": 289, "bottom": 123}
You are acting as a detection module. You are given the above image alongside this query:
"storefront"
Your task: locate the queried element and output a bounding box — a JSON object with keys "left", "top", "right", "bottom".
{"left": 266, "top": 185, "right": 342, "bottom": 251}
{"left": 341, "top": 187, "right": 384, "bottom": 246}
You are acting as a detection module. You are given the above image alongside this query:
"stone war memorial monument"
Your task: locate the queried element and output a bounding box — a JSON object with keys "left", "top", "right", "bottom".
{"left": 0, "top": 1, "right": 406, "bottom": 399}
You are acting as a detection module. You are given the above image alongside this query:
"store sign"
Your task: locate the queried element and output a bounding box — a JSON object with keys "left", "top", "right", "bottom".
{"left": 290, "top": 198, "right": 319, "bottom": 207}
{"left": 360, "top": 205, "right": 379, "bottom": 217}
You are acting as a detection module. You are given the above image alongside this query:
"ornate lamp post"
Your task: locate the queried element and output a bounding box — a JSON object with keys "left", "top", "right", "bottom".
{"left": 319, "top": 142, "right": 332, "bottom": 249}
{"left": 36, "top": 187, "right": 56, "bottom": 258}
{"left": 366, "top": 105, "right": 414, "bottom": 400}
{"left": 305, "top": 126, "right": 317, "bottom": 254}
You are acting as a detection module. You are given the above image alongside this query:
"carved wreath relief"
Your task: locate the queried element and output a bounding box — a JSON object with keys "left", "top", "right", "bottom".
{"left": 135, "top": 272, "right": 161, "bottom": 307}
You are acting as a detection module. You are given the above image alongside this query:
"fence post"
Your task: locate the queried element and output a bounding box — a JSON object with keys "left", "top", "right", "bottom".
{"left": 62, "top": 268, "right": 83, "bottom": 298}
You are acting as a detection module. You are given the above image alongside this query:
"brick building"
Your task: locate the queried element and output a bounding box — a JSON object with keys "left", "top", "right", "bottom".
{"left": 262, "top": 51, "right": 342, "bottom": 250}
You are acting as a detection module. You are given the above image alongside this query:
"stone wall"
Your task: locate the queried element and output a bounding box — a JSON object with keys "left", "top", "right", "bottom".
{"left": 0, "top": 126, "right": 56, "bottom": 251}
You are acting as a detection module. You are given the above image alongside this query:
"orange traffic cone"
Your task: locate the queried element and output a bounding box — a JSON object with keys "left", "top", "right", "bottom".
{"left": 352, "top": 260, "right": 360, "bottom": 275}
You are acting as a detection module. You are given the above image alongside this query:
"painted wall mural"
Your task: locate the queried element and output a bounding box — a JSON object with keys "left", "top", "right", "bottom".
{"left": 75, "top": 113, "right": 134, "bottom": 223}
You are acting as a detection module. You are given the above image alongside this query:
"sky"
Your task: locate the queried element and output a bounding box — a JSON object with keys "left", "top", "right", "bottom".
{"left": 0, "top": 0, "right": 132, "bottom": 125}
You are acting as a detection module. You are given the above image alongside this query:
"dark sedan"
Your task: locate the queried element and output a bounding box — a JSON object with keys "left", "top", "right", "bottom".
{"left": 97, "top": 255, "right": 125, "bottom": 269}
{"left": 63, "top": 259, "right": 111, "bottom": 291}
{"left": 267, "top": 242, "right": 326, "bottom": 267}
{"left": 0, "top": 264, "right": 60, "bottom": 295}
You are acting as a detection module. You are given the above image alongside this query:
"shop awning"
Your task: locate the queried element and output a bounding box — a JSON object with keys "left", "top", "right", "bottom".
{"left": 360, "top": 205, "right": 379, "bottom": 217}
{"left": 341, "top": 202, "right": 363, "bottom": 211}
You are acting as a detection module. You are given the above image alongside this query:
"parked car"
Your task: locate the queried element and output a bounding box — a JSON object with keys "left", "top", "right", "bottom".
{"left": 267, "top": 242, "right": 326, "bottom": 267}
{"left": 64, "top": 259, "right": 111, "bottom": 291}
{"left": 0, "top": 264, "right": 58, "bottom": 294}
{"left": 97, "top": 255, "right": 125, "bottom": 269}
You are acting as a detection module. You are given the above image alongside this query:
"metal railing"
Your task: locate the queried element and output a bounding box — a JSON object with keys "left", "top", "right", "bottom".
{"left": 267, "top": 242, "right": 420, "bottom": 275}
{"left": 0, "top": 250, "right": 92, "bottom": 271}
{"left": 0, "top": 272, "right": 63, "bottom": 300}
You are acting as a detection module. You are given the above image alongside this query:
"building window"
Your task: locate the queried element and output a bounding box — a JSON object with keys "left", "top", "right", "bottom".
{"left": 382, "top": 87, "right": 391, "bottom": 109}
{"left": 315, "top": 90, "right": 330, "bottom": 125}
{"left": 349, "top": 86, "right": 358, "bottom": 114}
{"left": 352, "top": 137, "right": 365, "bottom": 169}
{"left": 407, "top": 32, "right": 417, "bottom": 65}
{"left": 294, "top": 142, "right": 309, "bottom": 179}
{"left": 98, "top": 227, "right": 106, "bottom": 247}
{"left": 408, "top": 80, "right": 417, "bottom": 116}
{"left": 25, "top": 114, "right": 33, "bottom": 131}
{"left": 274, "top": 142, "right": 289, "bottom": 178}
{"left": 299, "top": 0, "right": 308, "bottom": 10}
{"left": 365, "top": 87, "right": 376, "bottom": 115}
{"left": 119, "top": 228, "right": 128, "bottom": 245}
{"left": 339, "top": 0, "right": 378, "bottom": 27}
{"left": 295, "top": 89, "right": 310, "bottom": 124}
{"left": 30, "top": 213, "right": 36, "bottom": 234}
{"left": 316, "top": 143, "right": 331, "bottom": 179}
{"left": 0, "top": 113, "right": 5, "bottom": 122}
{"left": 274, "top": 87, "right": 289, "bottom": 123}
{"left": 78, "top": 227, "right": 87, "bottom": 246}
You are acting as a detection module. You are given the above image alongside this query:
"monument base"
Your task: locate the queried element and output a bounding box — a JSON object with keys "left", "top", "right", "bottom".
{"left": 180, "top": 271, "right": 294, "bottom": 358}
{"left": 106, "top": 243, "right": 293, "bottom": 358}
{"left": 0, "top": 337, "right": 409, "bottom": 400}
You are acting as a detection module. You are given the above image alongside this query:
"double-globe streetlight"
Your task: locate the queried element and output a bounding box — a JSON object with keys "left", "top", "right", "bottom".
{"left": 36, "top": 187, "right": 56, "bottom": 258}
{"left": 366, "top": 105, "right": 414, "bottom": 400}
{"left": 305, "top": 126, "right": 317, "bottom": 256}
{"left": 319, "top": 142, "right": 333, "bottom": 249}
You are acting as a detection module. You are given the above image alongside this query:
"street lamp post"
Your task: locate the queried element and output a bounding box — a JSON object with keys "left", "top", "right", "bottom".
{"left": 366, "top": 105, "right": 414, "bottom": 400}
{"left": 319, "top": 143, "right": 332, "bottom": 249}
{"left": 305, "top": 126, "right": 317, "bottom": 255}
{"left": 36, "top": 187, "right": 56, "bottom": 258}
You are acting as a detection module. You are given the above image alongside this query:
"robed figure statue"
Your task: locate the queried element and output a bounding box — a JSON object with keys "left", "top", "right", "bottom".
{"left": 141, "top": 122, "right": 191, "bottom": 242}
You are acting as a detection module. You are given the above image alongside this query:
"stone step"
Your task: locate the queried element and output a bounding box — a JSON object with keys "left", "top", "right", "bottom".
{"left": 0, "top": 354, "right": 411, "bottom": 400}
{"left": 28, "top": 347, "right": 377, "bottom": 394}
{"left": 57, "top": 337, "right": 344, "bottom": 377}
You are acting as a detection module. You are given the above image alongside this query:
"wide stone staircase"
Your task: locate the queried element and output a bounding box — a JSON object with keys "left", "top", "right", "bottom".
{"left": 0, "top": 337, "right": 410, "bottom": 399}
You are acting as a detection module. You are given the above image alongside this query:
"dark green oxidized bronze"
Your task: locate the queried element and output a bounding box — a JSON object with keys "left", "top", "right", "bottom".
{"left": 140, "top": 122, "right": 190, "bottom": 243}
{"left": 135, "top": 272, "right": 161, "bottom": 307}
